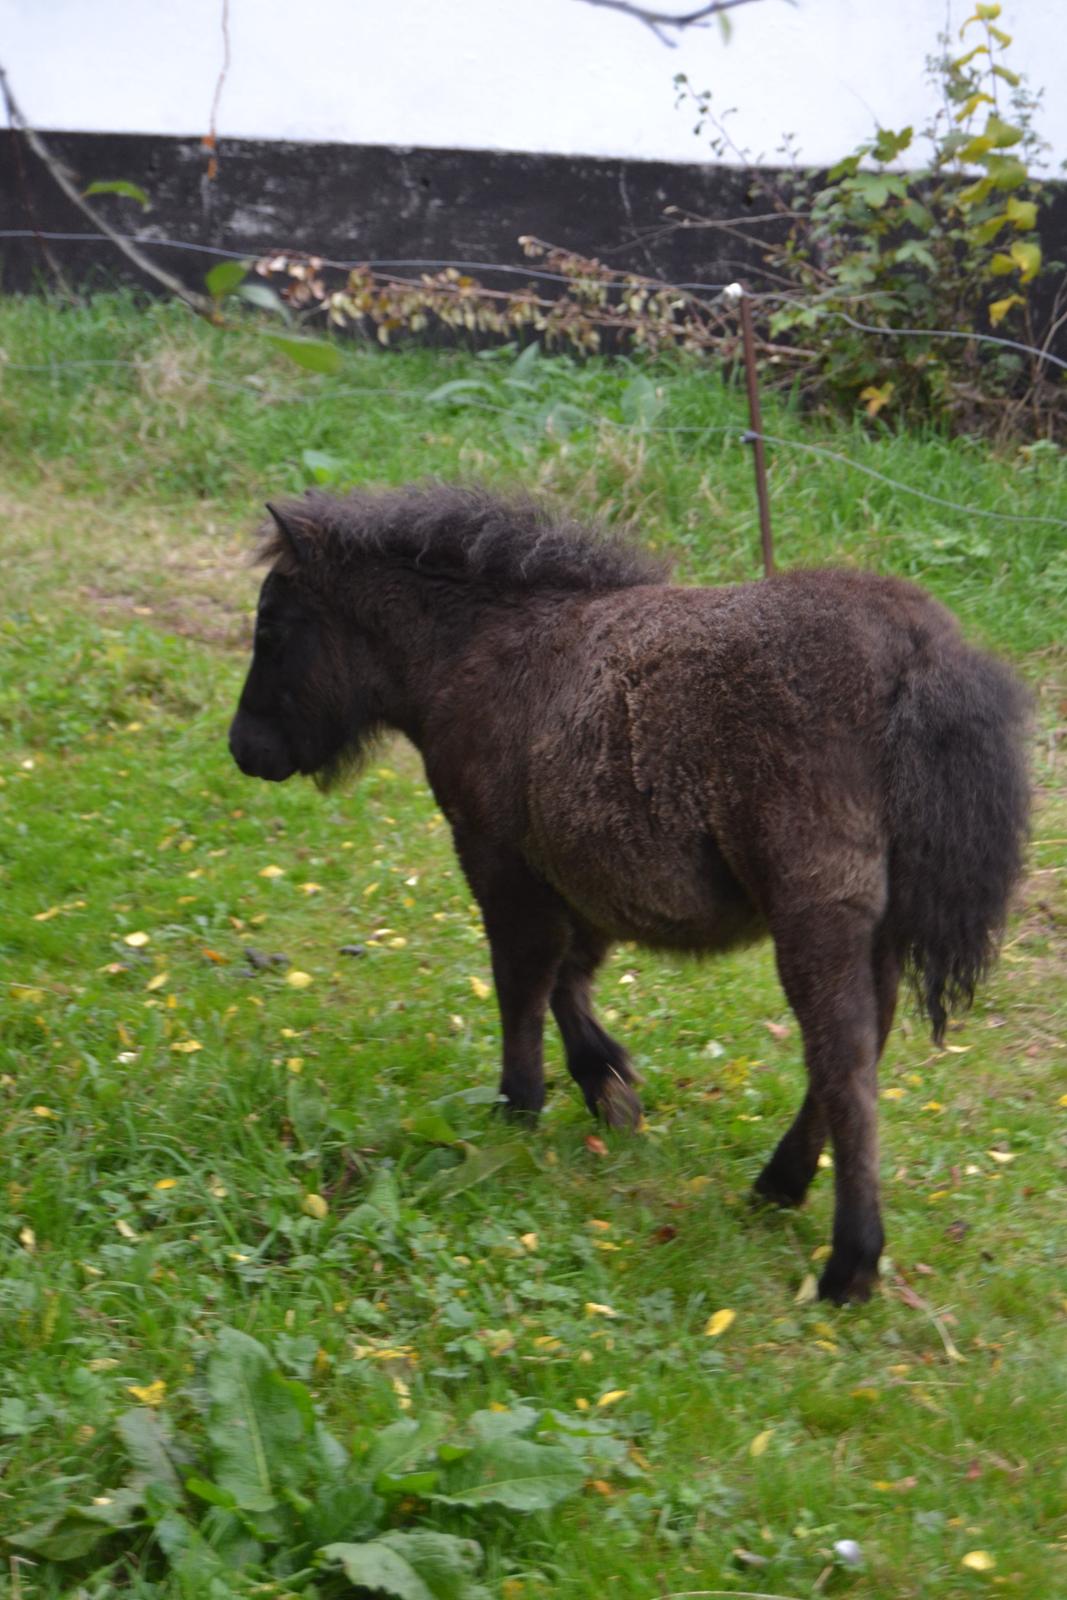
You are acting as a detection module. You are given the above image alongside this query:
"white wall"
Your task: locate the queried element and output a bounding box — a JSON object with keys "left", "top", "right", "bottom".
{"left": 3, "top": 0, "right": 1064, "bottom": 170}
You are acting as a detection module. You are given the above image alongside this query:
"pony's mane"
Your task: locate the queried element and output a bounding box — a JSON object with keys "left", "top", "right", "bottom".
{"left": 259, "top": 483, "right": 669, "bottom": 594}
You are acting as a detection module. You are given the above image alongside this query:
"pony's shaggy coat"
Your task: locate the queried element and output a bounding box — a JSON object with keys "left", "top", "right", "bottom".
{"left": 230, "top": 484, "right": 1030, "bottom": 1302}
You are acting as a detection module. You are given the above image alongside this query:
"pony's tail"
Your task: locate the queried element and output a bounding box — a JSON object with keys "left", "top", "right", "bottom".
{"left": 884, "top": 639, "right": 1030, "bottom": 1044}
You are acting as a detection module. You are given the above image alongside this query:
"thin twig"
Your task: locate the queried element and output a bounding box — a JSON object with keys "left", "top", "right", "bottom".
{"left": 574, "top": 0, "right": 771, "bottom": 46}
{"left": 0, "top": 62, "right": 211, "bottom": 316}
{"left": 2, "top": 83, "right": 76, "bottom": 299}
{"left": 203, "top": 0, "right": 232, "bottom": 178}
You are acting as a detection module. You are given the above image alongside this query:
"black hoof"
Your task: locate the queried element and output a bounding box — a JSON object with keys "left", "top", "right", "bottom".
{"left": 595, "top": 1072, "right": 643, "bottom": 1130}
{"left": 817, "top": 1254, "right": 881, "bottom": 1306}
{"left": 494, "top": 1098, "right": 542, "bottom": 1126}
{"left": 751, "top": 1164, "right": 811, "bottom": 1209}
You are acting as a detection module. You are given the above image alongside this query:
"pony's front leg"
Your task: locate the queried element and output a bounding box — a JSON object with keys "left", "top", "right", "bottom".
{"left": 452, "top": 829, "right": 571, "bottom": 1118}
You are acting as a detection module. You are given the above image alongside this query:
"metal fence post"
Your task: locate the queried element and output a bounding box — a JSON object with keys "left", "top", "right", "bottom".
{"left": 724, "top": 281, "right": 775, "bottom": 578}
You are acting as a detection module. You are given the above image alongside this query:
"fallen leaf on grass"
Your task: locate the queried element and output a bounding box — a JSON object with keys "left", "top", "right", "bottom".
{"left": 584, "top": 1302, "right": 620, "bottom": 1318}
{"left": 469, "top": 975, "right": 491, "bottom": 999}
{"left": 584, "top": 1135, "right": 609, "bottom": 1157}
{"left": 961, "top": 1550, "right": 996, "bottom": 1572}
{"left": 126, "top": 1380, "right": 166, "bottom": 1406}
{"left": 123, "top": 931, "right": 150, "bottom": 948}
{"left": 749, "top": 1428, "right": 773, "bottom": 1457}
{"left": 259, "top": 865, "right": 285, "bottom": 879}
{"left": 286, "top": 970, "right": 314, "bottom": 989}
{"left": 705, "top": 1308, "right": 736, "bottom": 1338}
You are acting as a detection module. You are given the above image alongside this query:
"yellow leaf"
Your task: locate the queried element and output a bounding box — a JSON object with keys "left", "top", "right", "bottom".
{"left": 596, "top": 1389, "right": 629, "bottom": 1408}
{"left": 587, "top": 1218, "right": 612, "bottom": 1232}
{"left": 795, "top": 1273, "right": 818, "bottom": 1305}
{"left": 286, "top": 1057, "right": 304, "bottom": 1073}
{"left": 1005, "top": 196, "right": 1037, "bottom": 230}
{"left": 302, "top": 1192, "right": 329, "bottom": 1219}
{"left": 1010, "top": 238, "right": 1041, "bottom": 283}
{"left": 123, "top": 931, "right": 150, "bottom": 947}
{"left": 170, "top": 1040, "right": 203, "bottom": 1054}
{"left": 32, "top": 1104, "right": 58, "bottom": 1119}
{"left": 299, "top": 882, "right": 322, "bottom": 894}
{"left": 961, "top": 1550, "right": 996, "bottom": 1572}
{"left": 519, "top": 1232, "right": 539, "bottom": 1251}
{"left": 33, "top": 906, "right": 61, "bottom": 922}
{"left": 749, "top": 1428, "right": 773, "bottom": 1457}
{"left": 126, "top": 1380, "right": 167, "bottom": 1406}
{"left": 922, "top": 1100, "right": 944, "bottom": 1113}
{"left": 704, "top": 1308, "right": 736, "bottom": 1338}
{"left": 987, "top": 1149, "right": 1016, "bottom": 1163}
{"left": 286, "top": 970, "right": 314, "bottom": 989}
{"left": 860, "top": 382, "right": 894, "bottom": 417}
{"left": 584, "top": 1301, "right": 620, "bottom": 1318}
{"left": 882, "top": 1086, "right": 905, "bottom": 1100}
{"left": 12, "top": 986, "right": 46, "bottom": 1003}
{"left": 259, "top": 865, "right": 285, "bottom": 878}
{"left": 154, "top": 1178, "right": 178, "bottom": 1191}
{"left": 19, "top": 1226, "right": 36, "bottom": 1253}
{"left": 146, "top": 971, "right": 169, "bottom": 992}
{"left": 989, "top": 293, "right": 1025, "bottom": 326}
{"left": 115, "top": 1219, "right": 139, "bottom": 1240}
{"left": 468, "top": 975, "right": 492, "bottom": 1000}
{"left": 387, "top": 936, "right": 407, "bottom": 949}
{"left": 1058, "top": 1093, "right": 1067, "bottom": 1108}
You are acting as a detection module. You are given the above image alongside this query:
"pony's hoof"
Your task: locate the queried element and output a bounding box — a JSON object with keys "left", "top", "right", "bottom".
{"left": 817, "top": 1256, "right": 880, "bottom": 1306}
{"left": 596, "top": 1074, "right": 643, "bottom": 1130}
{"left": 751, "top": 1172, "right": 808, "bottom": 1210}
{"left": 493, "top": 1098, "right": 542, "bottom": 1127}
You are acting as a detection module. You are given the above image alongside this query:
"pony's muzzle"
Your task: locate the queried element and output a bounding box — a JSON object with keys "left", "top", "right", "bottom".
{"left": 228, "top": 713, "right": 297, "bottom": 782}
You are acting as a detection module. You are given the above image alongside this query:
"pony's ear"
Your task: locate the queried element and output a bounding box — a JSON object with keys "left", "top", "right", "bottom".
{"left": 265, "top": 502, "right": 311, "bottom": 566}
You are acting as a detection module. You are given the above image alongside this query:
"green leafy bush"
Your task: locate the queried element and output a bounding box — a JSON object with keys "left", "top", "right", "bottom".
{"left": 6, "top": 1327, "right": 634, "bottom": 1596}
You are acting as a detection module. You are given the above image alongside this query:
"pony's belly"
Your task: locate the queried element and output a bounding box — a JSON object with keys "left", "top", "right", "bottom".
{"left": 528, "top": 829, "right": 762, "bottom": 953}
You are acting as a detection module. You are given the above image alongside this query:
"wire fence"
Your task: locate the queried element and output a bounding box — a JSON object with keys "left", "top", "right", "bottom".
{"left": 4, "top": 226, "right": 1067, "bottom": 564}
{"left": 4, "top": 228, "right": 1067, "bottom": 370}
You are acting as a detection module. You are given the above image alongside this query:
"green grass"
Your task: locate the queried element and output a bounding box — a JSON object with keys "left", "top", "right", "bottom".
{"left": 0, "top": 293, "right": 1065, "bottom": 1599}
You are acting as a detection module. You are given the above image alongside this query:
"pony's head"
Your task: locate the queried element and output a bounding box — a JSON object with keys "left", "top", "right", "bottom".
{"left": 228, "top": 502, "right": 386, "bottom": 788}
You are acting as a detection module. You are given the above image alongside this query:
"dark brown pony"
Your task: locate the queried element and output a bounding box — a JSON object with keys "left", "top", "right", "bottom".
{"left": 229, "top": 485, "right": 1029, "bottom": 1303}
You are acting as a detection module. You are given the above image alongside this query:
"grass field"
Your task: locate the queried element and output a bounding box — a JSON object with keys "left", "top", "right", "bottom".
{"left": 0, "top": 295, "right": 1065, "bottom": 1600}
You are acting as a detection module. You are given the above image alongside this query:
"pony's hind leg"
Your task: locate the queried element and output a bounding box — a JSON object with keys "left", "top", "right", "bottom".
{"left": 754, "top": 928, "right": 900, "bottom": 1211}
{"left": 753, "top": 1089, "right": 827, "bottom": 1208}
{"left": 551, "top": 925, "right": 643, "bottom": 1129}
{"left": 767, "top": 905, "right": 890, "bottom": 1304}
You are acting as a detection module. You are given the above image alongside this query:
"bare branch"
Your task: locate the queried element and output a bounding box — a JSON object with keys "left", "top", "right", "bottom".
{"left": 573, "top": 0, "right": 772, "bottom": 47}
{"left": 0, "top": 61, "right": 212, "bottom": 316}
